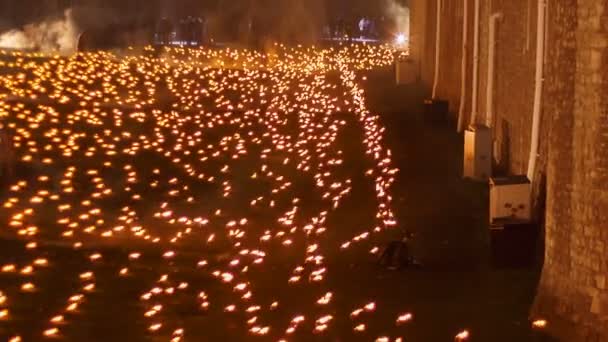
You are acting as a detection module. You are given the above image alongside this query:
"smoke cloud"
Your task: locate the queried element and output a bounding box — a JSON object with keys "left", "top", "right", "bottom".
{"left": 384, "top": 0, "right": 410, "bottom": 38}
{"left": 0, "top": 9, "right": 78, "bottom": 53}
{"left": 206, "top": 0, "right": 326, "bottom": 44}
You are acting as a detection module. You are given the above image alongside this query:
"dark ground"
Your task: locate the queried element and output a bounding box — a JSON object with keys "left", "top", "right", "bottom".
{"left": 0, "top": 63, "right": 552, "bottom": 341}
{"left": 361, "top": 68, "right": 551, "bottom": 342}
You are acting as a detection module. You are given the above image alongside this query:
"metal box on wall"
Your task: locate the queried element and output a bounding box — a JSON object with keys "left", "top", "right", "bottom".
{"left": 463, "top": 125, "right": 492, "bottom": 180}
{"left": 489, "top": 175, "right": 531, "bottom": 223}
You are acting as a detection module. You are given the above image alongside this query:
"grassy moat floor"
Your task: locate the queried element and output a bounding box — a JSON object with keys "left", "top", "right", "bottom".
{"left": 0, "top": 46, "right": 552, "bottom": 341}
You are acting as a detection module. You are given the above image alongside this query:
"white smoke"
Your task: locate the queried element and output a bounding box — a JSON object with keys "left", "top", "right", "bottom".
{"left": 0, "top": 30, "right": 31, "bottom": 49}
{"left": 0, "top": 9, "right": 78, "bottom": 53}
{"left": 384, "top": 0, "right": 410, "bottom": 38}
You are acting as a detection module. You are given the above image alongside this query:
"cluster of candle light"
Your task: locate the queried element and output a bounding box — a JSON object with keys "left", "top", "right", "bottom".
{"left": 0, "top": 44, "right": 545, "bottom": 340}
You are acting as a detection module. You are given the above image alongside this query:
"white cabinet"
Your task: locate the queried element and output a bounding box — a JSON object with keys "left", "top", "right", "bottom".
{"left": 463, "top": 125, "right": 492, "bottom": 180}
{"left": 489, "top": 175, "right": 531, "bottom": 223}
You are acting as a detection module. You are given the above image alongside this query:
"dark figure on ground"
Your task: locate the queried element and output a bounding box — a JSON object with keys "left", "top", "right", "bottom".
{"left": 378, "top": 231, "right": 420, "bottom": 270}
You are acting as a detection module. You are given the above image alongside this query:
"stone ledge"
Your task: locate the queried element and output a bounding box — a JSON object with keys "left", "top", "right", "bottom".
{"left": 533, "top": 290, "right": 608, "bottom": 342}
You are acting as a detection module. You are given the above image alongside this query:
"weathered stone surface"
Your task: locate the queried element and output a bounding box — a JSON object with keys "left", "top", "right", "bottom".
{"left": 410, "top": 0, "right": 608, "bottom": 340}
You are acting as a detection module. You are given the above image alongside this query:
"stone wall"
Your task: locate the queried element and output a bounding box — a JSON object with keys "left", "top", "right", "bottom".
{"left": 411, "top": 0, "right": 537, "bottom": 175}
{"left": 536, "top": 0, "right": 608, "bottom": 340}
{"left": 410, "top": 0, "right": 608, "bottom": 340}
{"left": 490, "top": 0, "right": 537, "bottom": 175}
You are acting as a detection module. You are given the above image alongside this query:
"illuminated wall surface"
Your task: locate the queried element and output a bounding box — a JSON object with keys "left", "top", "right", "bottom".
{"left": 411, "top": 0, "right": 608, "bottom": 340}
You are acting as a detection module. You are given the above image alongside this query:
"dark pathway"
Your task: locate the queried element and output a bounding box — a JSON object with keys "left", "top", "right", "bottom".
{"left": 359, "top": 67, "right": 551, "bottom": 341}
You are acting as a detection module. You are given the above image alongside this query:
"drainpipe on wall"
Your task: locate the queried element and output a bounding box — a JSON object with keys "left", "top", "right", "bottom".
{"left": 526, "top": 0, "right": 546, "bottom": 182}
{"left": 469, "top": 0, "right": 481, "bottom": 126}
{"left": 431, "top": 0, "right": 442, "bottom": 99}
{"left": 457, "top": 0, "right": 468, "bottom": 132}
{"left": 485, "top": 12, "right": 503, "bottom": 128}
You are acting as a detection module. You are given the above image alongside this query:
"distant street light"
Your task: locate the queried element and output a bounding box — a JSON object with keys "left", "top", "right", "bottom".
{"left": 395, "top": 33, "right": 407, "bottom": 46}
